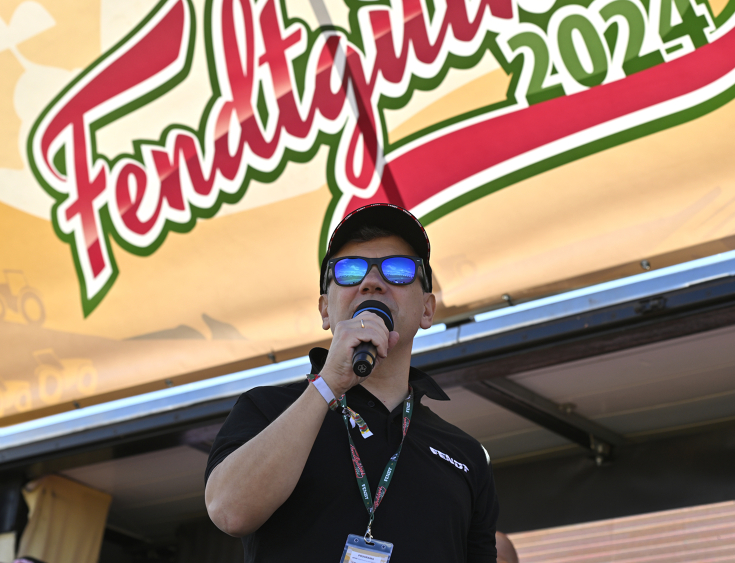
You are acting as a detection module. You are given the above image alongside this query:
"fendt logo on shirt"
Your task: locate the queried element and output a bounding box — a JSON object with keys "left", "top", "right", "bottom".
{"left": 27, "top": 0, "right": 735, "bottom": 314}
{"left": 430, "top": 446, "right": 469, "bottom": 472}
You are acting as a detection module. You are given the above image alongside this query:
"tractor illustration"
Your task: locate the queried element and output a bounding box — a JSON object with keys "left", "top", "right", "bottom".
{"left": 0, "top": 270, "right": 45, "bottom": 325}
{"left": 33, "top": 349, "right": 98, "bottom": 406}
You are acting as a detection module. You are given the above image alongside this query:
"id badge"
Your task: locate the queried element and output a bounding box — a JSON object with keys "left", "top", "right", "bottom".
{"left": 340, "top": 534, "right": 394, "bottom": 562}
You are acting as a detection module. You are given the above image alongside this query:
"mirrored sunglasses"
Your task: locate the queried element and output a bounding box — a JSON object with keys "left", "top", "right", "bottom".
{"left": 327, "top": 256, "right": 427, "bottom": 291}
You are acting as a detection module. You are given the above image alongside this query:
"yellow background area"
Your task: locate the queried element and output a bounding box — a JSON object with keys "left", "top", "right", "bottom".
{"left": 0, "top": 50, "right": 24, "bottom": 169}
{"left": 712, "top": 0, "right": 730, "bottom": 16}
{"left": 0, "top": 0, "right": 100, "bottom": 69}
{"left": 0, "top": 0, "right": 100, "bottom": 169}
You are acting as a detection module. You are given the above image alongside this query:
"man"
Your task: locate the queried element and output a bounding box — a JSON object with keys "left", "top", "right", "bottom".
{"left": 205, "top": 204, "right": 499, "bottom": 561}
{"left": 496, "top": 532, "right": 519, "bottom": 563}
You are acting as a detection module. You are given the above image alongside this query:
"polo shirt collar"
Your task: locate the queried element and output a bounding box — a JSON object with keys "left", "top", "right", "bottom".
{"left": 308, "top": 347, "right": 450, "bottom": 402}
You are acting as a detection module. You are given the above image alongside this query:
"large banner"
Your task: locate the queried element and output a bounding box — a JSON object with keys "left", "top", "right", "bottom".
{"left": 2, "top": 0, "right": 735, "bottom": 423}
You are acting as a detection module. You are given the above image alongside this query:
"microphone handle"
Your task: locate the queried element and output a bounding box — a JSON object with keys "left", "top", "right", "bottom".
{"left": 352, "top": 341, "right": 377, "bottom": 377}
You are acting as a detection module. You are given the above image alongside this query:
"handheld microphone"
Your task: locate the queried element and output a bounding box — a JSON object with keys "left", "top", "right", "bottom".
{"left": 351, "top": 300, "right": 394, "bottom": 377}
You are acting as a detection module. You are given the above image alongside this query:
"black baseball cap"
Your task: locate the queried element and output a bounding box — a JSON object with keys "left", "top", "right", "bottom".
{"left": 320, "top": 204, "right": 432, "bottom": 293}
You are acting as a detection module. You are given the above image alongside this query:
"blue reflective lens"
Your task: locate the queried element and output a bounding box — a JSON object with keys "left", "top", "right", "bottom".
{"left": 332, "top": 256, "right": 418, "bottom": 287}
{"left": 334, "top": 258, "right": 368, "bottom": 285}
{"left": 381, "top": 257, "right": 416, "bottom": 284}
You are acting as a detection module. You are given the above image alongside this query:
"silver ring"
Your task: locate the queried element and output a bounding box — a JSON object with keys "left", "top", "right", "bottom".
{"left": 360, "top": 319, "right": 365, "bottom": 329}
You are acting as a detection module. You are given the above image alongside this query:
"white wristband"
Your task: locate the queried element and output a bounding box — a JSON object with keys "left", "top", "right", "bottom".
{"left": 311, "top": 375, "right": 338, "bottom": 408}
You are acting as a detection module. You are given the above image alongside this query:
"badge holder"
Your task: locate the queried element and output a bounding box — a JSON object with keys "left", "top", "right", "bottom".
{"left": 340, "top": 533, "right": 393, "bottom": 562}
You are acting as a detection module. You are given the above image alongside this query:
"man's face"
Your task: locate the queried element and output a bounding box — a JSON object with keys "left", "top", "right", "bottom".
{"left": 318, "top": 235, "right": 436, "bottom": 350}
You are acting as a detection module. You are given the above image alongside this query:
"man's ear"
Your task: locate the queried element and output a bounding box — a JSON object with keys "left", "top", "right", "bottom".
{"left": 318, "top": 294, "right": 330, "bottom": 330}
{"left": 420, "top": 292, "right": 437, "bottom": 330}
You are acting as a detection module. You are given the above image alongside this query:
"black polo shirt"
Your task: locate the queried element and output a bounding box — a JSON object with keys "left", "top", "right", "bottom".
{"left": 206, "top": 348, "right": 499, "bottom": 562}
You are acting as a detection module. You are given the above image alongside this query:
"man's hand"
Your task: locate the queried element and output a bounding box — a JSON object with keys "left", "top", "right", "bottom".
{"left": 206, "top": 312, "right": 398, "bottom": 537}
{"left": 319, "top": 311, "right": 400, "bottom": 396}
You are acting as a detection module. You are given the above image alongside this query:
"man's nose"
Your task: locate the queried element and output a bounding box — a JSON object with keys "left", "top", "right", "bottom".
{"left": 359, "top": 264, "right": 385, "bottom": 292}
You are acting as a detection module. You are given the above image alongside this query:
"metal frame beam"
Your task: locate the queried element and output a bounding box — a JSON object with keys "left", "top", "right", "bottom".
{"left": 465, "top": 378, "right": 626, "bottom": 463}
{"left": 421, "top": 276, "right": 735, "bottom": 389}
{"left": 494, "top": 421, "right": 735, "bottom": 532}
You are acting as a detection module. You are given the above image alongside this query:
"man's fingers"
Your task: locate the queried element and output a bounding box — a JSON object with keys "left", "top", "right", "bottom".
{"left": 322, "top": 313, "right": 395, "bottom": 392}
{"left": 355, "top": 313, "right": 390, "bottom": 355}
{"left": 387, "top": 331, "right": 400, "bottom": 351}
{"left": 373, "top": 331, "right": 388, "bottom": 358}
{"left": 376, "top": 331, "right": 399, "bottom": 359}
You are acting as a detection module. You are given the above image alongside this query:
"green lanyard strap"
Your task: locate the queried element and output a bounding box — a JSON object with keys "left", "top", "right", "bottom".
{"left": 339, "top": 387, "right": 414, "bottom": 542}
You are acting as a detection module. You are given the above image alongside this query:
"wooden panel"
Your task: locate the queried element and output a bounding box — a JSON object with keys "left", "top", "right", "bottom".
{"left": 509, "top": 500, "right": 735, "bottom": 563}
